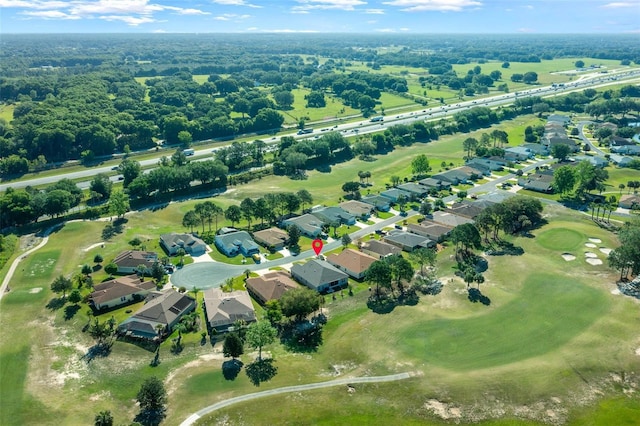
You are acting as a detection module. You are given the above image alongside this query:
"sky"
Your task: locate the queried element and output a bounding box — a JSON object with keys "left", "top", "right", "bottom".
{"left": 0, "top": 0, "right": 639, "bottom": 34}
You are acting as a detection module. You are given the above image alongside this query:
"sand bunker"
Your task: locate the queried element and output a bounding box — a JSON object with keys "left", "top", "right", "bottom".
{"left": 599, "top": 248, "right": 612, "bottom": 255}
{"left": 561, "top": 253, "right": 576, "bottom": 261}
{"left": 636, "top": 347, "right": 640, "bottom": 356}
{"left": 29, "top": 287, "right": 42, "bottom": 293}
{"left": 585, "top": 243, "right": 597, "bottom": 248}
{"left": 588, "top": 238, "right": 602, "bottom": 243}
{"left": 611, "top": 288, "right": 621, "bottom": 295}
{"left": 586, "top": 258, "right": 603, "bottom": 265}
{"left": 585, "top": 252, "right": 598, "bottom": 258}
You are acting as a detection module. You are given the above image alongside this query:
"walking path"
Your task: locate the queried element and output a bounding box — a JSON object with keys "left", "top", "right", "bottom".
{"left": 179, "top": 372, "right": 413, "bottom": 426}
{"left": 0, "top": 225, "right": 59, "bottom": 302}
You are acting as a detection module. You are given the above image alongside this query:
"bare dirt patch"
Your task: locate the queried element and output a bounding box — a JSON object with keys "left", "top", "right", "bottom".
{"left": 423, "top": 399, "right": 462, "bottom": 420}
{"left": 561, "top": 253, "right": 576, "bottom": 261}
{"left": 165, "top": 352, "right": 225, "bottom": 395}
{"left": 83, "top": 242, "right": 105, "bottom": 252}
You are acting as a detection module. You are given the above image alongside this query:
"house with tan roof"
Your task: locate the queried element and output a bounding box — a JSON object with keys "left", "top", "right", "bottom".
{"left": 326, "top": 248, "right": 377, "bottom": 280}
{"left": 246, "top": 271, "right": 299, "bottom": 305}
{"left": 118, "top": 289, "right": 196, "bottom": 340}
{"left": 113, "top": 250, "right": 158, "bottom": 275}
{"left": 90, "top": 274, "right": 156, "bottom": 311}
{"left": 203, "top": 288, "right": 256, "bottom": 332}
{"left": 339, "top": 200, "right": 375, "bottom": 219}
{"left": 360, "top": 239, "right": 402, "bottom": 259}
{"left": 407, "top": 221, "right": 453, "bottom": 243}
{"left": 253, "top": 227, "right": 289, "bottom": 251}
{"left": 619, "top": 194, "right": 640, "bottom": 209}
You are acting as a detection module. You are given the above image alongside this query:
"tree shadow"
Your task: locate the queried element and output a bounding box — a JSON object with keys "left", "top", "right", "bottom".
{"left": 280, "top": 319, "right": 324, "bottom": 352}
{"left": 245, "top": 358, "right": 278, "bottom": 387}
{"left": 222, "top": 359, "right": 243, "bottom": 381}
{"left": 46, "top": 297, "right": 66, "bottom": 311}
{"left": 64, "top": 304, "right": 80, "bottom": 320}
{"left": 81, "top": 342, "right": 112, "bottom": 363}
{"left": 133, "top": 408, "right": 165, "bottom": 426}
{"left": 468, "top": 288, "right": 491, "bottom": 306}
{"left": 485, "top": 240, "right": 524, "bottom": 256}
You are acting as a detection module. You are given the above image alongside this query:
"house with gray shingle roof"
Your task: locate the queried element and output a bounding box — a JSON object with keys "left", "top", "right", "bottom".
{"left": 466, "top": 158, "right": 505, "bottom": 172}
{"left": 383, "top": 230, "right": 435, "bottom": 252}
{"left": 431, "top": 210, "right": 475, "bottom": 227}
{"left": 281, "top": 214, "right": 325, "bottom": 238}
{"left": 160, "top": 233, "right": 207, "bottom": 256}
{"left": 518, "top": 173, "right": 554, "bottom": 193}
{"left": 380, "top": 187, "right": 413, "bottom": 202}
{"left": 397, "top": 182, "right": 430, "bottom": 197}
{"left": 290, "top": 259, "right": 349, "bottom": 294}
{"left": 203, "top": 288, "right": 256, "bottom": 332}
{"left": 311, "top": 206, "right": 356, "bottom": 226}
{"left": 418, "top": 177, "right": 451, "bottom": 190}
{"left": 361, "top": 195, "right": 391, "bottom": 212}
{"left": 214, "top": 230, "right": 260, "bottom": 257}
{"left": 505, "top": 146, "right": 535, "bottom": 161}
{"left": 118, "top": 289, "right": 196, "bottom": 340}
{"left": 407, "top": 220, "right": 452, "bottom": 243}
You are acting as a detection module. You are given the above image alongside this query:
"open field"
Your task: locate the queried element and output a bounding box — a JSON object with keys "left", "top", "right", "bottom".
{"left": 1, "top": 104, "right": 640, "bottom": 425}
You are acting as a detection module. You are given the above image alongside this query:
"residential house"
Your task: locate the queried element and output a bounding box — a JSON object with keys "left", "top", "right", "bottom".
{"left": 380, "top": 187, "right": 413, "bottom": 202}
{"left": 544, "top": 137, "right": 579, "bottom": 153}
{"left": 160, "top": 233, "right": 207, "bottom": 256}
{"left": 203, "top": 288, "right": 256, "bottom": 332}
{"left": 505, "top": 146, "right": 535, "bottom": 161}
{"left": 432, "top": 169, "right": 471, "bottom": 185}
{"left": 418, "top": 177, "right": 452, "bottom": 190}
{"left": 466, "top": 158, "right": 504, "bottom": 172}
{"left": 360, "top": 195, "right": 391, "bottom": 212}
{"left": 245, "top": 271, "right": 299, "bottom": 305}
{"left": 360, "top": 239, "right": 402, "bottom": 259}
{"left": 311, "top": 206, "right": 356, "bottom": 226}
{"left": 214, "top": 230, "right": 260, "bottom": 257}
{"left": 90, "top": 274, "right": 156, "bottom": 311}
{"left": 611, "top": 145, "right": 640, "bottom": 156}
{"left": 396, "top": 182, "right": 430, "bottom": 198}
{"left": 445, "top": 200, "right": 488, "bottom": 219}
{"left": 339, "top": 200, "right": 375, "bottom": 220}
{"left": 461, "top": 162, "right": 492, "bottom": 176}
{"left": 619, "top": 194, "right": 640, "bottom": 209}
{"left": 407, "top": 220, "right": 452, "bottom": 243}
{"left": 609, "top": 136, "right": 634, "bottom": 147}
{"left": 547, "top": 114, "right": 571, "bottom": 125}
{"left": 290, "top": 259, "right": 349, "bottom": 294}
{"left": 430, "top": 210, "right": 475, "bottom": 228}
{"left": 118, "top": 289, "right": 196, "bottom": 340}
{"left": 253, "top": 227, "right": 289, "bottom": 251}
{"left": 518, "top": 173, "right": 554, "bottom": 193}
{"left": 571, "top": 155, "right": 608, "bottom": 168}
{"left": 112, "top": 250, "right": 158, "bottom": 275}
{"left": 281, "top": 214, "right": 325, "bottom": 238}
{"left": 326, "top": 249, "right": 377, "bottom": 280}
{"left": 383, "top": 230, "right": 435, "bottom": 252}
{"left": 521, "top": 143, "right": 550, "bottom": 156}
{"left": 457, "top": 165, "right": 485, "bottom": 179}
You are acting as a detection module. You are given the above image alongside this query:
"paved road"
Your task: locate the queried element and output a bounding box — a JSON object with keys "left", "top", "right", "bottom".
{"left": 179, "top": 372, "right": 412, "bottom": 426}
{"left": 2, "top": 68, "right": 639, "bottom": 193}
{"left": 576, "top": 121, "right": 605, "bottom": 156}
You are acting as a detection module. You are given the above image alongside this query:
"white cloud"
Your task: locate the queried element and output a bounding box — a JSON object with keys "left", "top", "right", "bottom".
{"left": 100, "top": 14, "right": 157, "bottom": 26}
{"left": 267, "top": 28, "right": 320, "bottom": 33}
{"left": 214, "top": 13, "right": 250, "bottom": 20}
{"left": 152, "top": 29, "right": 167, "bottom": 33}
{"left": 21, "top": 9, "right": 79, "bottom": 19}
{"left": 382, "top": 0, "right": 482, "bottom": 12}
{"left": 246, "top": 26, "right": 258, "bottom": 30}
{"left": 365, "top": 8, "right": 385, "bottom": 14}
{"left": 601, "top": 2, "right": 638, "bottom": 8}
{"left": 400, "top": 27, "right": 410, "bottom": 31}
{"left": 0, "top": 0, "right": 68, "bottom": 9}
{"left": 211, "top": 0, "right": 261, "bottom": 7}
{"left": 164, "top": 7, "right": 211, "bottom": 15}
{"left": 293, "top": 0, "right": 367, "bottom": 12}
{"left": 376, "top": 28, "right": 395, "bottom": 32}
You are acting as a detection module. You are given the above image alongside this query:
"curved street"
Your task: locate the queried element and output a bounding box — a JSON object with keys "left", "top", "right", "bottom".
{"left": 179, "top": 372, "right": 413, "bottom": 426}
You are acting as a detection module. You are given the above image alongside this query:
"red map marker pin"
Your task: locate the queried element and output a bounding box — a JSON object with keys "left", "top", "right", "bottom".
{"left": 312, "top": 239, "right": 324, "bottom": 256}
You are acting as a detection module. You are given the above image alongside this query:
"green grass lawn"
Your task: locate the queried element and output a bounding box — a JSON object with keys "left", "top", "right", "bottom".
{"left": 535, "top": 227, "right": 585, "bottom": 251}
{"left": 0, "top": 103, "right": 15, "bottom": 124}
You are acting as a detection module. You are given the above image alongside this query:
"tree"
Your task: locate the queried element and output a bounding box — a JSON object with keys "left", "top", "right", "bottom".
{"left": 225, "top": 205, "right": 242, "bottom": 228}
{"left": 94, "top": 410, "right": 113, "bottom": 426}
{"left": 108, "top": 190, "right": 129, "bottom": 218}
{"left": 390, "top": 175, "right": 401, "bottom": 187}
{"left": 182, "top": 210, "right": 199, "bottom": 233}
{"left": 264, "top": 300, "right": 283, "bottom": 326}
{"left": 51, "top": 275, "right": 72, "bottom": 299}
{"left": 287, "top": 224, "right": 301, "bottom": 249}
{"left": 462, "top": 137, "right": 478, "bottom": 160}
{"left": 575, "top": 60, "right": 585, "bottom": 68}
{"left": 411, "top": 154, "right": 431, "bottom": 176}
{"left": 341, "top": 233, "right": 352, "bottom": 249}
{"left": 240, "top": 198, "right": 255, "bottom": 230}
{"left": 94, "top": 254, "right": 103, "bottom": 264}
{"left": 553, "top": 165, "right": 576, "bottom": 195}
{"left": 296, "top": 189, "right": 313, "bottom": 213}
{"left": 410, "top": 247, "right": 437, "bottom": 276}
{"left": 523, "top": 72, "right": 538, "bottom": 84}
{"left": 82, "top": 264, "right": 93, "bottom": 276}
{"left": 245, "top": 321, "right": 277, "bottom": 361}
{"left": 279, "top": 287, "right": 321, "bottom": 321}
{"left": 365, "top": 259, "right": 392, "bottom": 299}
{"left": 342, "top": 181, "right": 361, "bottom": 198}
{"left": 104, "top": 263, "right": 118, "bottom": 277}
{"left": 136, "top": 376, "right": 167, "bottom": 425}
{"left": 68, "top": 289, "right": 82, "bottom": 305}
{"left": 118, "top": 158, "right": 141, "bottom": 187}
{"left": 450, "top": 223, "right": 481, "bottom": 257}
{"left": 223, "top": 333, "right": 244, "bottom": 359}
{"left": 419, "top": 201, "right": 432, "bottom": 216}
{"left": 551, "top": 144, "right": 571, "bottom": 161}
{"left": 89, "top": 174, "right": 113, "bottom": 201}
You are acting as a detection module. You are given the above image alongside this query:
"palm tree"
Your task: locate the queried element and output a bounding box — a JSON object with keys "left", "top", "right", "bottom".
{"left": 190, "top": 286, "right": 200, "bottom": 302}
{"left": 94, "top": 410, "right": 113, "bottom": 426}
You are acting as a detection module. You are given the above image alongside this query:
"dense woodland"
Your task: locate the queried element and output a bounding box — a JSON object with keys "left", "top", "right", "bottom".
{"left": 1, "top": 34, "right": 639, "bottom": 170}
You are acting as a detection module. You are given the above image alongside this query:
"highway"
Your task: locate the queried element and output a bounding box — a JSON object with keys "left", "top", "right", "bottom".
{"left": 1, "top": 66, "right": 639, "bottom": 193}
